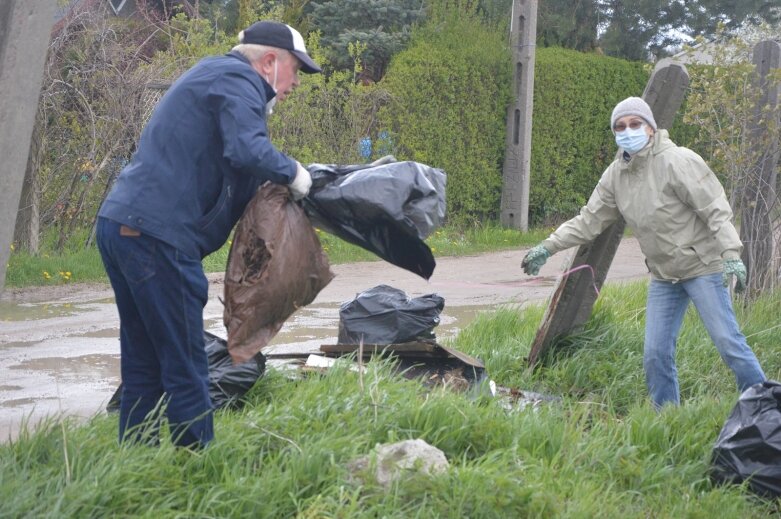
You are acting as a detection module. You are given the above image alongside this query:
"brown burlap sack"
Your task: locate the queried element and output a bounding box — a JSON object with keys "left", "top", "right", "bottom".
{"left": 224, "top": 183, "right": 334, "bottom": 363}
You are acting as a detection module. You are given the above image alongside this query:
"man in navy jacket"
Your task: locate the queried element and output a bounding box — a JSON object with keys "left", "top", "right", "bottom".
{"left": 96, "top": 21, "right": 320, "bottom": 448}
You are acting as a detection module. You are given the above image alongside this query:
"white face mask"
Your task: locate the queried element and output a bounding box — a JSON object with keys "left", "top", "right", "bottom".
{"left": 615, "top": 124, "right": 650, "bottom": 154}
{"left": 263, "top": 58, "right": 279, "bottom": 116}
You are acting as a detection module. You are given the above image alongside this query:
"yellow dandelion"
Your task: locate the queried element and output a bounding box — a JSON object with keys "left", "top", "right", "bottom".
{"left": 10, "top": 244, "right": 14, "bottom": 251}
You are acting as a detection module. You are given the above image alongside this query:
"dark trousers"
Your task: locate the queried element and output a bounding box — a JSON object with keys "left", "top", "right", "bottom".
{"left": 96, "top": 217, "right": 213, "bottom": 447}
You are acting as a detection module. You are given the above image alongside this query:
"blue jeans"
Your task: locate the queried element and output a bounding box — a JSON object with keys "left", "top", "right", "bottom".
{"left": 96, "top": 217, "right": 213, "bottom": 447}
{"left": 644, "top": 272, "right": 765, "bottom": 408}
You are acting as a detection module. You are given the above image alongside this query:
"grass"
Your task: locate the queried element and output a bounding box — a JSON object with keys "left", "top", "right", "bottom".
{"left": 2, "top": 281, "right": 780, "bottom": 517}
{"left": 5, "top": 222, "right": 550, "bottom": 288}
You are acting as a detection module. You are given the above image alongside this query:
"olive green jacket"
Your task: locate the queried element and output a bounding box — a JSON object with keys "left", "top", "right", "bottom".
{"left": 542, "top": 130, "right": 741, "bottom": 282}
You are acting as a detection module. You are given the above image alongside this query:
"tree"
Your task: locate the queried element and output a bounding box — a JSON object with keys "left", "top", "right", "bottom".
{"left": 308, "top": 0, "right": 425, "bottom": 81}
{"left": 537, "top": 0, "right": 600, "bottom": 52}
{"left": 536, "top": 0, "right": 780, "bottom": 61}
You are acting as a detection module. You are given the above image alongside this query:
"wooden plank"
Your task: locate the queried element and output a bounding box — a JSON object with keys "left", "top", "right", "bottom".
{"left": 527, "top": 60, "right": 690, "bottom": 366}
{"left": 320, "top": 341, "right": 438, "bottom": 355}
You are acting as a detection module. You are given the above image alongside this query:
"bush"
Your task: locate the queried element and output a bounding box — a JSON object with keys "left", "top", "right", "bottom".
{"left": 378, "top": 7, "right": 512, "bottom": 225}
{"left": 529, "top": 47, "right": 648, "bottom": 224}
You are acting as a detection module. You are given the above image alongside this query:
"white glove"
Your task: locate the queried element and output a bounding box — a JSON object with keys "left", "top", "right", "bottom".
{"left": 289, "top": 161, "right": 312, "bottom": 200}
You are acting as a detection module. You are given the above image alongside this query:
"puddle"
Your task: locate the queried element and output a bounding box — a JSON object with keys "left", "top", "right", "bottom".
{"left": 0, "top": 301, "right": 90, "bottom": 321}
{"left": 0, "top": 297, "right": 500, "bottom": 442}
{"left": 11, "top": 354, "right": 118, "bottom": 379}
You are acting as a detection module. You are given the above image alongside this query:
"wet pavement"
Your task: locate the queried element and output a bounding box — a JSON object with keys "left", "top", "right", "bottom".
{"left": 0, "top": 240, "right": 649, "bottom": 442}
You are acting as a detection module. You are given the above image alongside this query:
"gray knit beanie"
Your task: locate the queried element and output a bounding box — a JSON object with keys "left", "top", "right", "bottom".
{"left": 610, "top": 97, "right": 657, "bottom": 131}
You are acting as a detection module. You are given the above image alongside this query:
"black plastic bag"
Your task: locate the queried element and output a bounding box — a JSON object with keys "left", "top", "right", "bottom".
{"left": 338, "top": 285, "right": 445, "bottom": 345}
{"left": 106, "top": 331, "right": 265, "bottom": 412}
{"left": 204, "top": 331, "right": 266, "bottom": 409}
{"left": 710, "top": 380, "right": 781, "bottom": 498}
{"left": 302, "top": 160, "right": 446, "bottom": 280}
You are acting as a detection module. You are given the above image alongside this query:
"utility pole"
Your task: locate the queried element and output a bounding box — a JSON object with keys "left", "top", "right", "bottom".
{"left": 0, "top": 0, "right": 56, "bottom": 293}
{"left": 500, "top": 0, "right": 537, "bottom": 231}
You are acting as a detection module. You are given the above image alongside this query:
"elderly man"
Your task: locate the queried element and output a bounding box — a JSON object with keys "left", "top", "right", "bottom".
{"left": 521, "top": 97, "right": 766, "bottom": 409}
{"left": 96, "top": 21, "right": 320, "bottom": 447}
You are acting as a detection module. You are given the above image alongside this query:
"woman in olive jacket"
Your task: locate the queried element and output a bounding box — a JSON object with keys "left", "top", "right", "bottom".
{"left": 521, "top": 97, "right": 766, "bottom": 408}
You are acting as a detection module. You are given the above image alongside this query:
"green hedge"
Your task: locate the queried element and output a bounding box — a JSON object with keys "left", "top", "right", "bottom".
{"left": 529, "top": 47, "right": 648, "bottom": 223}
{"left": 377, "top": 10, "right": 512, "bottom": 225}
{"left": 380, "top": 34, "right": 706, "bottom": 226}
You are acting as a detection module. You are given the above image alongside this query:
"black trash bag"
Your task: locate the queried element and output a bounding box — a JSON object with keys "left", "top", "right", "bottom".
{"left": 301, "top": 160, "right": 446, "bottom": 280}
{"left": 338, "top": 285, "right": 445, "bottom": 345}
{"left": 106, "top": 331, "right": 266, "bottom": 412}
{"left": 710, "top": 380, "right": 781, "bottom": 498}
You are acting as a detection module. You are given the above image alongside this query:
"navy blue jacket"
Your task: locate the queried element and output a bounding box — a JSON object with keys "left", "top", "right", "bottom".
{"left": 99, "top": 51, "right": 297, "bottom": 259}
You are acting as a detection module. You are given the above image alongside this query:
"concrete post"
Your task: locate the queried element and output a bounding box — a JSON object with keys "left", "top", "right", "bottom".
{"left": 527, "top": 60, "right": 689, "bottom": 367}
{"left": 740, "top": 40, "right": 781, "bottom": 294}
{"left": 0, "top": 0, "right": 56, "bottom": 293}
{"left": 500, "top": 0, "right": 537, "bottom": 231}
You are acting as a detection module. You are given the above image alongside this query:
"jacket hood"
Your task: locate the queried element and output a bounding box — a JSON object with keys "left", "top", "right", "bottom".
{"left": 649, "top": 129, "right": 676, "bottom": 155}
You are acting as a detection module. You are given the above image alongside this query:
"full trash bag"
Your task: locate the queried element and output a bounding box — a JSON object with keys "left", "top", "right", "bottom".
{"left": 205, "top": 331, "right": 266, "bottom": 409}
{"left": 301, "top": 160, "right": 446, "bottom": 280}
{"left": 224, "top": 183, "right": 335, "bottom": 363}
{"left": 710, "top": 380, "right": 781, "bottom": 498}
{"left": 338, "top": 285, "right": 445, "bottom": 345}
{"left": 106, "top": 332, "right": 265, "bottom": 411}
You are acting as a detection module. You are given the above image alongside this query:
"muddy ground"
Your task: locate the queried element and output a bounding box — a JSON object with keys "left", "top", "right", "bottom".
{"left": 0, "top": 239, "right": 649, "bottom": 441}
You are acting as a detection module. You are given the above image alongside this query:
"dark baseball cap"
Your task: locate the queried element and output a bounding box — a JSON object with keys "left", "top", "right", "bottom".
{"left": 239, "top": 21, "right": 321, "bottom": 74}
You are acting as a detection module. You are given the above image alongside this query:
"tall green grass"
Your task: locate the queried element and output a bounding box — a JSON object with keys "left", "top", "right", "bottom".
{"left": 6, "top": 223, "right": 548, "bottom": 287}
{"left": 2, "top": 282, "right": 779, "bottom": 517}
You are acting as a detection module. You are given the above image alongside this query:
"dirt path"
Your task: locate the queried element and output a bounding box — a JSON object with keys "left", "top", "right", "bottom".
{"left": 0, "top": 239, "right": 650, "bottom": 441}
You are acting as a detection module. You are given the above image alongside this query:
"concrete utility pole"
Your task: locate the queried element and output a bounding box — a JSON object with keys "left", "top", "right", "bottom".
{"left": 527, "top": 59, "right": 690, "bottom": 367}
{"left": 500, "top": 0, "right": 537, "bottom": 231}
{"left": 0, "top": 0, "right": 56, "bottom": 294}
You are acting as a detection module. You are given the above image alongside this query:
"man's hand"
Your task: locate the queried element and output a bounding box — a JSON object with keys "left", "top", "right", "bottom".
{"left": 521, "top": 244, "right": 551, "bottom": 276}
{"left": 289, "top": 162, "right": 312, "bottom": 200}
{"left": 723, "top": 258, "right": 747, "bottom": 293}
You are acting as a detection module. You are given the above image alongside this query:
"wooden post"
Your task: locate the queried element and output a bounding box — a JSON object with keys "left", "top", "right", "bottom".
{"left": 527, "top": 59, "right": 690, "bottom": 367}
{"left": 500, "top": 0, "right": 538, "bottom": 231}
{"left": 740, "top": 40, "right": 781, "bottom": 294}
{"left": 0, "top": 0, "right": 57, "bottom": 293}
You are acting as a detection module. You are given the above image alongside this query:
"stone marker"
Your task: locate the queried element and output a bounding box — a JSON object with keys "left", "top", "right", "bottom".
{"left": 527, "top": 60, "right": 690, "bottom": 366}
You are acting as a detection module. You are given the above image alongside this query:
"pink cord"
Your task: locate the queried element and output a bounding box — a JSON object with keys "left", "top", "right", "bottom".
{"left": 560, "top": 264, "right": 600, "bottom": 296}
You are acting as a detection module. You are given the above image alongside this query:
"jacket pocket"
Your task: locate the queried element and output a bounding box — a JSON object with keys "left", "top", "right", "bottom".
{"left": 197, "top": 182, "right": 232, "bottom": 231}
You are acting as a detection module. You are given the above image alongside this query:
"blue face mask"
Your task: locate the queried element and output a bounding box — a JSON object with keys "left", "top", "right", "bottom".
{"left": 615, "top": 125, "right": 650, "bottom": 154}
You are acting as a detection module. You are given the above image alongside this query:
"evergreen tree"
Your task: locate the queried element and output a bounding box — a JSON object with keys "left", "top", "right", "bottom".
{"left": 309, "top": 0, "right": 425, "bottom": 81}
{"left": 536, "top": 0, "right": 780, "bottom": 61}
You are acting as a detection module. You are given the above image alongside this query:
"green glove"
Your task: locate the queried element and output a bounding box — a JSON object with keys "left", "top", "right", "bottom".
{"left": 521, "top": 244, "right": 551, "bottom": 276}
{"left": 723, "top": 259, "right": 747, "bottom": 293}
